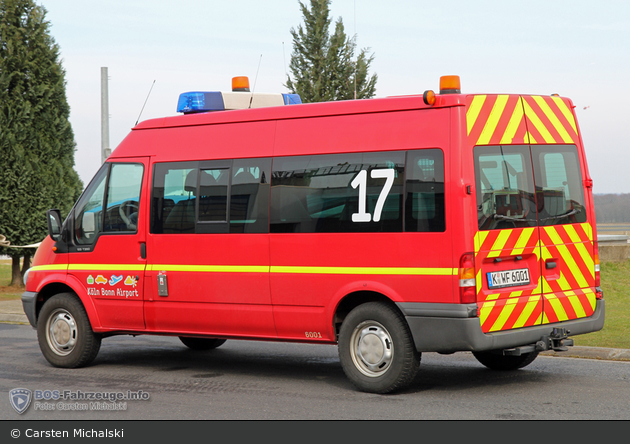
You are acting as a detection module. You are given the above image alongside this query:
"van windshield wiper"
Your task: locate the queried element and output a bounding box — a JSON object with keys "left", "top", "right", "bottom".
{"left": 491, "top": 213, "right": 537, "bottom": 223}
{"left": 539, "top": 208, "right": 581, "bottom": 222}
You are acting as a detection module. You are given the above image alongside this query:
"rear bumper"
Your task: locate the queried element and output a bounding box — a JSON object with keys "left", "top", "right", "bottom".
{"left": 397, "top": 300, "right": 605, "bottom": 353}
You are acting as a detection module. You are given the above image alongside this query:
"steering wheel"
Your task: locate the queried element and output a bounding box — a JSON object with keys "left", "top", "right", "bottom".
{"left": 119, "top": 200, "right": 139, "bottom": 230}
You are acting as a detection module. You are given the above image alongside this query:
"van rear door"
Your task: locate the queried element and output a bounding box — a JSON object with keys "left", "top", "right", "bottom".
{"left": 473, "top": 145, "right": 544, "bottom": 333}
{"left": 531, "top": 144, "right": 597, "bottom": 324}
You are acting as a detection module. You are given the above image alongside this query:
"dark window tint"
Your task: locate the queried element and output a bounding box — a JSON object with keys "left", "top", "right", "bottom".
{"left": 229, "top": 158, "right": 271, "bottom": 233}
{"left": 271, "top": 152, "right": 405, "bottom": 233}
{"left": 405, "top": 150, "right": 445, "bottom": 232}
{"left": 151, "top": 159, "right": 270, "bottom": 234}
{"left": 151, "top": 162, "right": 197, "bottom": 234}
{"left": 199, "top": 168, "right": 228, "bottom": 222}
{"left": 532, "top": 145, "right": 587, "bottom": 226}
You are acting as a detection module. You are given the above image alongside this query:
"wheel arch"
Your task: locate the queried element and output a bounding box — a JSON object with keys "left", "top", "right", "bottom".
{"left": 332, "top": 289, "right": 407, "bottom": 342}
{"left": 35, "top": 278, "right": 101, "bottom": 329}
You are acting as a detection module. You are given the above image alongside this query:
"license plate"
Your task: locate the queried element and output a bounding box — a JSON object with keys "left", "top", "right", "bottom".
{"left": 487, "top": 268, "right": 530, "bottom": 289}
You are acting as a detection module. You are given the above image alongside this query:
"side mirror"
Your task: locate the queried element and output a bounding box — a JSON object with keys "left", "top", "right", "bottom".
{"left": 46, "top": 209, "right": 63, "bottom": 241}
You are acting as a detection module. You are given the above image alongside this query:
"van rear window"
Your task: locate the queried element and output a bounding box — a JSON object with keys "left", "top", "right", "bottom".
{"left": 474, "top": 144, "right": 587, "bottom": 230}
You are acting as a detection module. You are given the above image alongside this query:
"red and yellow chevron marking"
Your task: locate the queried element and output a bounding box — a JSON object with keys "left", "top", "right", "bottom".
{"left": 474, "top": 227, "right": 543, "bottom": 333}
{"left": 466, "top": 95, "right": 579, "bottom": 147}
{"left": 474, "top": 223, "right": 595, "bottom": 332}
{"left": 539, "top": 223, "right": 596, "bottom": 323}
{"left": 542, "top": 289, "right": 596, "bottom": 324}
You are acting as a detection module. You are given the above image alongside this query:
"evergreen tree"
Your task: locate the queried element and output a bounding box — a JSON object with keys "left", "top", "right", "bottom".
{"left": 0, "top": 0, "right": 82, "bottom": 285}
{"left": 286, "top": 0, "right": 377, "bottom": 102}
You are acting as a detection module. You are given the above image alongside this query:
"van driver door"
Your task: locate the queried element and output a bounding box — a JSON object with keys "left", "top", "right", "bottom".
{"left": 69, "top": 158, "right": 149, "bottom": 330}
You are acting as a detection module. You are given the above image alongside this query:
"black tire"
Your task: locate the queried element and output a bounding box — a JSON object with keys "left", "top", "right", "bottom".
{"left": 338, "top": 302, "right": 420, "bottom": 394}
{"left": 37, "top": 293, "right": 101, "bottom": 368}
{"left": 472, "top": 350, "right": 539, "bottom": 371}
{"left": 179, "top": 337, "right": 227, "bottom": 350}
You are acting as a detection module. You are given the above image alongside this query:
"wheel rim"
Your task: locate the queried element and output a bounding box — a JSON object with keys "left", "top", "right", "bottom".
{"left": 46, "top": 309, "right": 78, "bottom": 356}
{"left": 349, "top": 320, "right": 393, "bottom": 377}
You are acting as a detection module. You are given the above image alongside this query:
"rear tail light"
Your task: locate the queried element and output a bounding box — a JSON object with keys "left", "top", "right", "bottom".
{"left": 459, "top": 252, "right": 477, "bottom": 304}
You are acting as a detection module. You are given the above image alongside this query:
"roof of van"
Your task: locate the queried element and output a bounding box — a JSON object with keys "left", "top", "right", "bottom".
{"left": 133, "top": 93, "right": 468, "bottom": 131}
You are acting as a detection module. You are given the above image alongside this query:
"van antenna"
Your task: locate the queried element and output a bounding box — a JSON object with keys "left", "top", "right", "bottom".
{"left": 135, "top": 80, "right": 156, "bottom": 126}
{"left": 353, "top": 0, "right": 357, "bottom": 100}
{"left": 283, "top": 42, "right": 287, "bottom": 78}
{"left": 249, "top": 54, "right": 263, "bottom": 109}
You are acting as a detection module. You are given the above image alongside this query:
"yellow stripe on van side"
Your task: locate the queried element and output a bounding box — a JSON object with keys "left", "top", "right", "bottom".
{"left": 147, "top": 264, "right": 457, "bottom": 276}
{"left": 270, "top": 266, "right": 457, "bottom": 276}
{"left": 69, "top": 264, "right": 146, "bottom": 272}
{"left": 29, "top": 264, "right": 69, "bottom": 272}
{"left": 51, "top": 263, "right": 457, "bottom": 276}
{"left": 148, "top": 264, "right": 268, "bottom": 273}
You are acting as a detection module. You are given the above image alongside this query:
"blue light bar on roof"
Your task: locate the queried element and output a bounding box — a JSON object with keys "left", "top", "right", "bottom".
{"left": 177, "top": 91, "right": 225, "bottom": 113}
{"left": 177, "top": 91, "right": 302, "bottom": 114}
{"left": 282, "top": 93, "right": 302, "bottom": 105}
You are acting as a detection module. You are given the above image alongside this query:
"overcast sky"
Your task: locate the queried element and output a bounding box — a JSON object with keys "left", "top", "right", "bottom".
{"left": 38, "top": 0, "right": 630, "bottom": 194}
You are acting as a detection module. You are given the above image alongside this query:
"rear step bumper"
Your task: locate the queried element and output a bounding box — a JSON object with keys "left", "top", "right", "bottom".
{"left": 398, "top": 299, "right": 605, "bottom": 354}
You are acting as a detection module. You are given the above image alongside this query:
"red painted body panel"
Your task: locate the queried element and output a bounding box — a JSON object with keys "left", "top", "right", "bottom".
{"left": 28, "top": 89, "right": 600, "bottom": 347}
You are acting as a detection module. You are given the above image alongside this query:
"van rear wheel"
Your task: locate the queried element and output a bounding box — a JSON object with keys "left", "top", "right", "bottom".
{"left": 179, "top": 337, "right": 226, "bottom": 350}
{"left": 472, "top": 350, "right": 539, "bottom": 371}
{"left": 37, "top": 293, "right": 101, "bottom": 368}
{"left": 338, "top": 302, "right": 420, "bottom": 394}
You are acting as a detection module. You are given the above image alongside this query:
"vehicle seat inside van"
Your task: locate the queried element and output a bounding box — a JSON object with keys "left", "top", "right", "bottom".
{"left": 163, "top": 170, "right": 198, "bottom": 233}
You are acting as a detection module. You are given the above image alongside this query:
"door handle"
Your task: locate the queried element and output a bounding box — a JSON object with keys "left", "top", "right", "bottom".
{"left": 140, "top": 242, "right": 146, "bottom": 259}
{"left": 545, "top": 261, "right": 557, "bottom": 269}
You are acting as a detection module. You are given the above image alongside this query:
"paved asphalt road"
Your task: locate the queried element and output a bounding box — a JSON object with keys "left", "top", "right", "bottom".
{"left": 2, "top": 321, "right": 630, "bottom": 421}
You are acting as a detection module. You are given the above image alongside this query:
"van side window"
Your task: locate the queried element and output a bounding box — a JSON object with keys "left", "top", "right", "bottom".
{"left": 104, "top": 164, "right": 144, "bottom": 233}
{"left": 405, "top": 149, "right": 445, "bottom": 232}
{"left": 151, "top": 159, "right": 271, "bottom": 234}
{"left": 271, "top": 151, "right": 405, "bottom": 233}
{"left": 531, "top": 145, "right": 587, "bottom": 226}
{"left": 74, "top": 163, "right": 144, "bottom": 245}
{"left": 230, "top": 158, "right": 271, "bottom": 233}
{"left": 74, "top": 165, "right": 108, "bottom": 245}
{"left": 474, "top": 145, "right": 537, "bottom": 230}
{"left": 199, "top": 168, "right": 228, "bottom": 222}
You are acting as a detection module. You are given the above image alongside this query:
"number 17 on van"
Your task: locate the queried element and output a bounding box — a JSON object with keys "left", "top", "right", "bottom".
{"left": 23, "top": 75, "right": 604, "bottom": 393}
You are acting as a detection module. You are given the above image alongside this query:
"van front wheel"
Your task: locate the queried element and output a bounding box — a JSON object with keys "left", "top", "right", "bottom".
{"left": 338, "top": 302, "right": 420, "bottom": 394}
{"left": 37, "top": 293, "right": 101, "bottom": 368}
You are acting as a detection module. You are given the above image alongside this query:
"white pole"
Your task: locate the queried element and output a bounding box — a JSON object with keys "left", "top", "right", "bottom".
{"left": 101, "top": 67, "right": 110, "bottom": 164}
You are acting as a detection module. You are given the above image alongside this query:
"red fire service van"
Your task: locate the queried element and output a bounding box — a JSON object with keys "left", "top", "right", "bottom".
{"left": 23, "top": 75, "right": 604, "bottom": 393}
